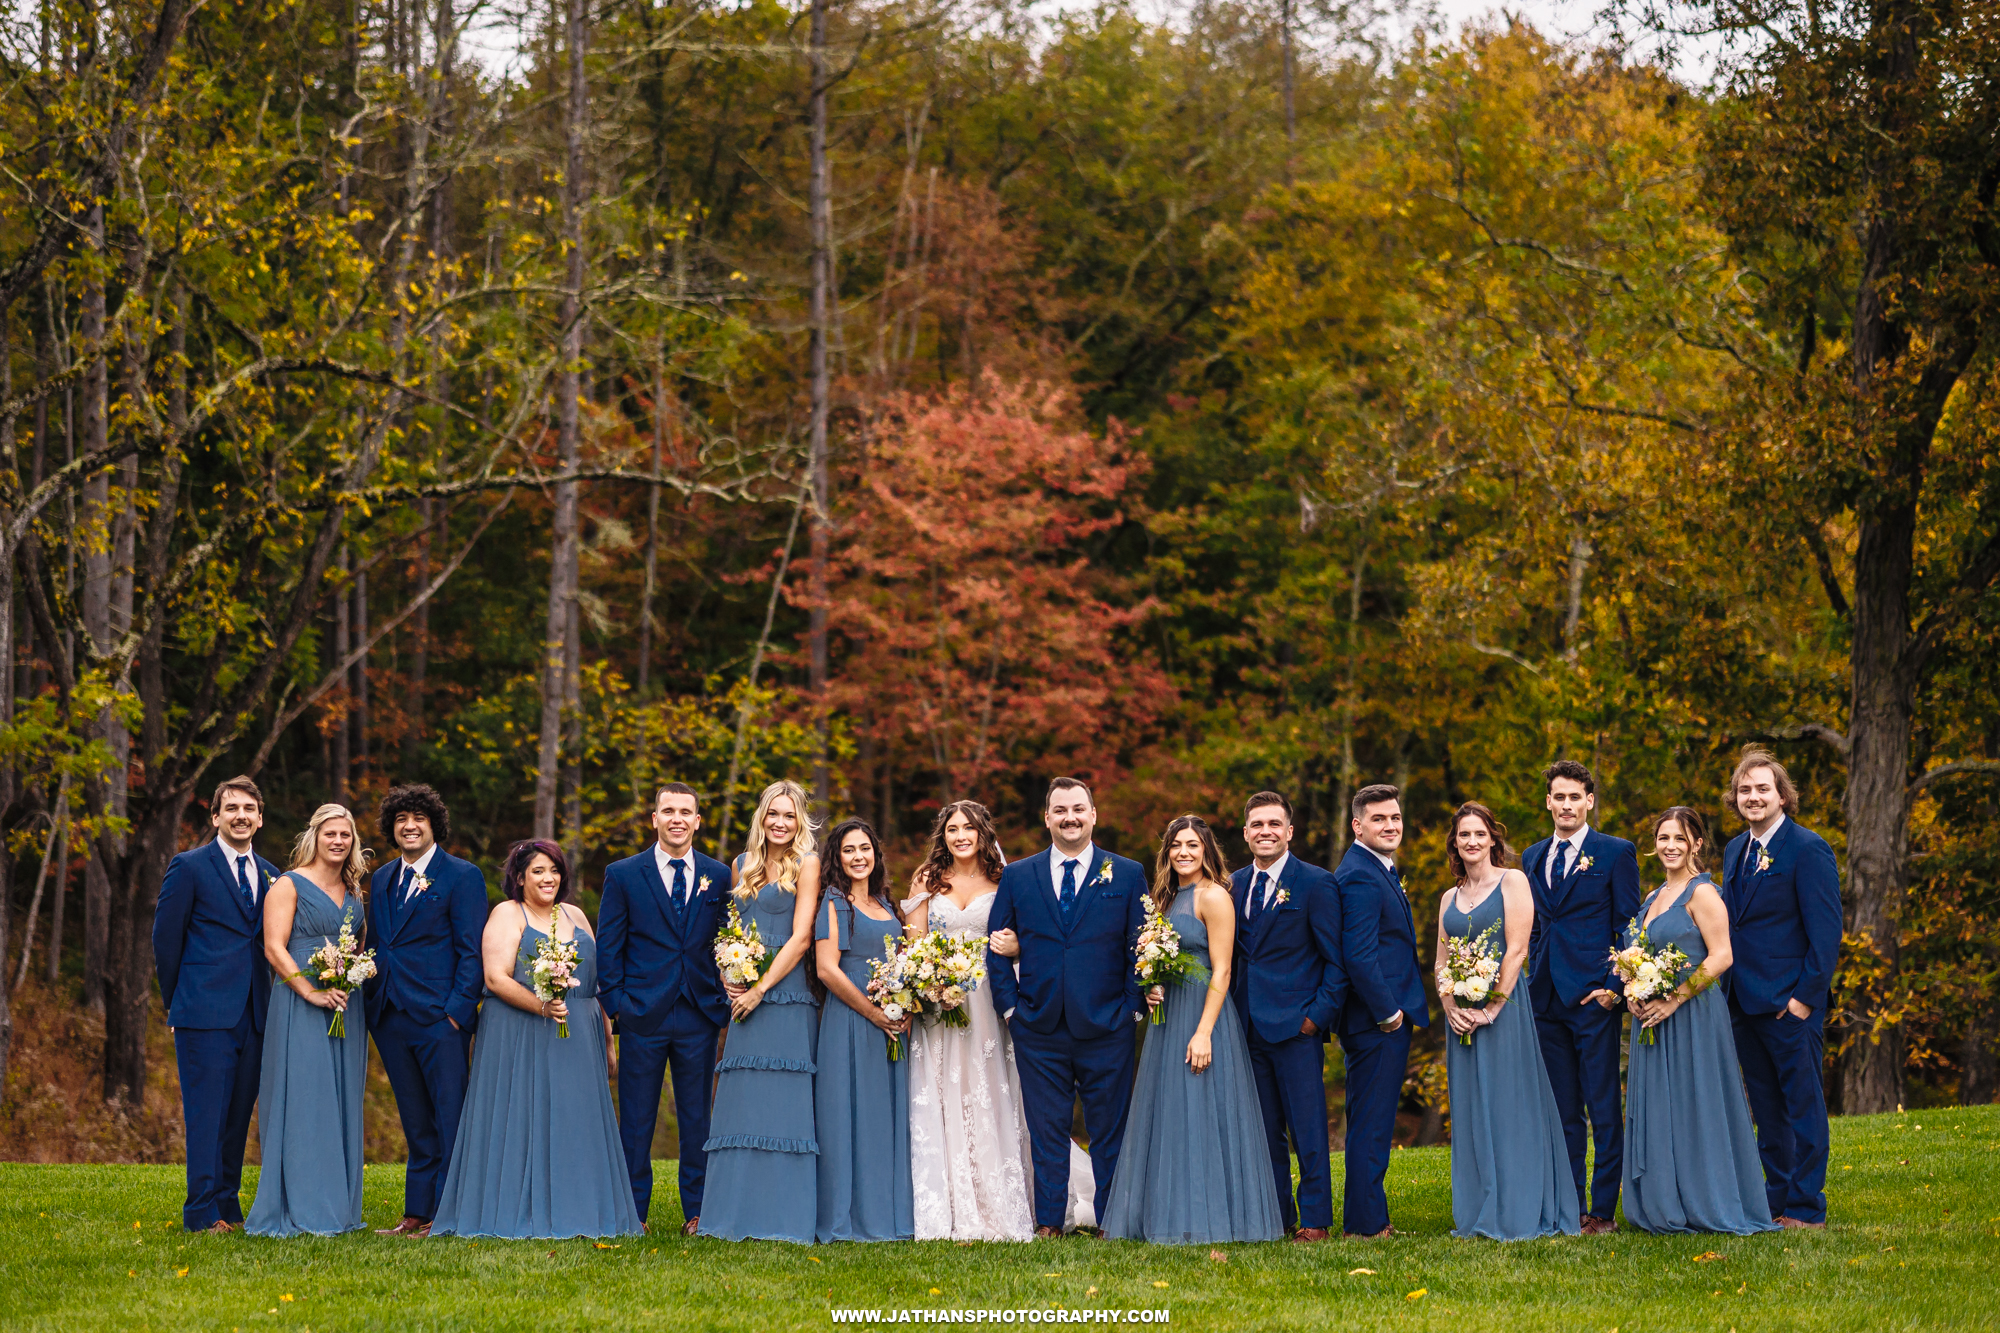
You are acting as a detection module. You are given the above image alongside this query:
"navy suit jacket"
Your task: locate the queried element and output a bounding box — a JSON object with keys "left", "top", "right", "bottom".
{"left": 986, "top": 846, "right": 1147, "bottom": 1040}
{"left": 152, "top": 839, "right": 280, "bottom": 1033}
{"left": 1229, "top": 855, "right": 1347, "bottom": 1045}
{"left": 1721, "top": 817, "right": 1842, "bottom": 1015}
{"left": 1333, "top": 842, "right": 1429, "bottom": 1037}
{"left": 364, "top": 848, "right": 488, "bottom": 1031}
{"left": 596, "top": 847, "right": 732, "bottom": 1035}
{"left": 1519, "top": 827, "right": 1643, "bottom": 1005}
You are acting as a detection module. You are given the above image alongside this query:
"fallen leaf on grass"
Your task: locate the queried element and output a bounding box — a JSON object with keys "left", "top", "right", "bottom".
{"left": 133, "top": 1221, "right": 142, "bottom": 1230}
{"left": 1347, "top": 1268, "right": 1376, "bottom": 1276}
{"left": 281, "top": 1294, "right": 294, "bottom": 1302}
{"left": 808, "top": 1257, "right": 821, "bottom": 1263}
{"left": 1736, "top": 1283, "right": 1747, "bottom": 1294}
{"left": 1406, "top": 1289, "right": 1427, "bottom": 1301}
{"left": 1086, "top": 1288, "right": 1099, "bottom": 1298}
{"left": 1692, "top": 1251, "right": 1725, "bottom": 1263}
{"left": 127, "top": 1271, "right": 135, "bottom": 1279}
{"left": 594, "top": 1243, "right": 620, "bottom": 1250}
{"left": 1153, "top": 1281, "right": 1169, "bottom": 1289}
{"left": 930, "top": 1289, "right": 942, "bottom": 1296}
{"left": 1209, "top": 1250, "right": 1228, "bottom": 1263}
{"left": 176, "top": 1268, "right": 189, "bottom": 1278}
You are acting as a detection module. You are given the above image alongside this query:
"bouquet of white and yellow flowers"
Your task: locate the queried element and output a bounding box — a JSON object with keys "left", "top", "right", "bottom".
{"left": 713, "top": 901, "right": 769, "bottom": 1021}
{"left": 1610, "top": 926, "right": 1693, "bottom": 1046}
{"left": 899, "top": 928, "right": 987, "bottom": 1030}
{"left": 1435, "top": 919, "right": 1503, "bottom": 1046}
{"left": 1134, "top": 903, "right": 1209, "bottom": 1024}
{"left": 865, "top": 934, "right": 917, "bottom": 1061}
{"left": 530, "top": 929, "right": 582, "bottom": 1037}
{"left": 304, "top": 920, "right": 375, "bottom": 1039}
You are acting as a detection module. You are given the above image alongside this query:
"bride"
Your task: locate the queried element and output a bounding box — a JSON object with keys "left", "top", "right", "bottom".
{"left": 903, "top": 801, "right": 1039, "bottom": 1240}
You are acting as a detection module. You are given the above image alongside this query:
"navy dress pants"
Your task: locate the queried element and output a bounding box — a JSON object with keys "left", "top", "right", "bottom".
{"left": 1010, "top": 1022, "right": 1136, "bottom": 1230}
{"left": 616, "top": 1009, "right": 723, "bottom": 1224}
{"left": 1247, "top": 1026, "right": 1332, "bottom": 1231}
{"left": 373, "top": 1004, "right": 472, "bottom": 1221}
{"left": 1338, "top": 1022, "right": 1411, "bottom": 1236}
{"left": 174, "top": 1005, "right": 263, "bottom": 1231}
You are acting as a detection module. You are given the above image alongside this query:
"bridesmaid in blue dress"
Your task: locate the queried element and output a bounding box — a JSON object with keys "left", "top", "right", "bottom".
{"left": 700, "top": 779, "right": 823, "bottom": 1243}
{"left": 246, "top": 804, "right": 369, "bottom": 1237}
{"left": 813, "top": 819, "right": 914, "bottom": 1242}
{"left": 1623, "top": 807, "right": 1778, "bottom": 1236}
{"left": 1103, "top": 816, "right": 1283, "bottom": 1244}
{"left": 430, "top": 840, "right": 641, "bottom": 1239}
{"left": 1435, "top": 801, "right": 1581, "bottom": 1240}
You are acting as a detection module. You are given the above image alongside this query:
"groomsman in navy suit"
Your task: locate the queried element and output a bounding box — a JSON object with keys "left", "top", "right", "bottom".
{"left": 597, "top": 782, "right": 732, "bottom": 1235}
{"left": 153, "top": 777, "right": 279, "bottom": 1233}
{"left": 1333, "top": 783, "right": 1428, "bottom": 1238}
{"left": 1229, "top": 790, "right": 1346, "bottom": 1242}
{"left": 1519, "top": 759, "right": 1641, "bottom": 1234}
{"left": 986, "top": 777, "right": 1148, "bottom": 1236}
{"left": 365, "top": 784, "right": 488, "bottom": 1237}
{"left": 1721, "top": 747, "right": 1842, "bottom": 1230}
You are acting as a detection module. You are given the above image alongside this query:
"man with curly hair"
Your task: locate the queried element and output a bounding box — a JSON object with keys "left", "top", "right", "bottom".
{"left": 364, "top": 783, "right": 489, "bottom": 1237}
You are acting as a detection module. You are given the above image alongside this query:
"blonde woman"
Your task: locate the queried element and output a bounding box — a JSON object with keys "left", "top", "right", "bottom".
{"left": 245, "top": 804, "right": 371, "bottom": 1237}
{"left": 698, "top": 779, "right": 824, "bottom": 1243}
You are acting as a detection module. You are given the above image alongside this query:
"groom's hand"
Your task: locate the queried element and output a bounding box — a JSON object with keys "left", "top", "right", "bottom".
{"left": 1377, "top": 1010, "right": 1404, "bottom": 1033}
{"left": 1299, "top": 1017, "right": 1319, "bottom": 1037}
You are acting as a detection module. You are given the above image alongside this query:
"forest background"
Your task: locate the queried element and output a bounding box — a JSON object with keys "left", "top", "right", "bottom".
{"left": 1, "top": 0, "right": 1997, "bottom": 1165}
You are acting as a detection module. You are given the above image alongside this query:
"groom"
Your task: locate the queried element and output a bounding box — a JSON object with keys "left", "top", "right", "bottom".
{"left": 1519, "top": 759, "right": 1641, "bottom": 1234}
{"left": 1230, "top": 790, "right": 1346, "bottom": 1242}
{"left": 986, "top": 776, "right": 1148, "bottom": 1236}
{"left": 366, "top": 783, "right": 488, "bottom": 1238}
{"left": 153, "top": 777, "right": 279, "bottom": 1232}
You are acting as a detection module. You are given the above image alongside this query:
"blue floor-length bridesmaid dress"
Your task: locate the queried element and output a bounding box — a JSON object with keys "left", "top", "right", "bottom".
{"left": 1444, "top": 887, "right": 1581, "bottom": 1240}
{"left": 430, "top": 906, "right": 642, "bottom": 1239}
{"left": 1101, "top": 885, "right": 1283, "bottom": 1244}
{"left": 1622, "top": 877, "right": 1779, "bottom": 1236}
{"left": 699, "top": 880, "right": 820, "bottom": 1243}
{"left": 245, "top": 873, "right": 367, "bottom": 1237}
{"left": 813, "top": 894, "right": 913, "bottom": 1242}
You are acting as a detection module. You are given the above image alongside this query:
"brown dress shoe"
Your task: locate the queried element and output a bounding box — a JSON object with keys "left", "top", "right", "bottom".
{"left": 1343, "top": 1225, "right": 1397, "bottom": 1239}
{"left": 1034, "top": 1225, "right": 1062, "bottom": 1238}
{"left": 681, "top": 1218, "right": 700, "bottom": 1237}
{"left": 375, "top": 1217, "right": 429, "bottom": 1235}
{"left": 1777, "top": 1216, "right": 1826, "bottom": 1230}
{"left": 1581, "top": 1215, "right": 1618, "bottom": 1235}
{"left": 204, "top": 1219, "right": 234, "bottom": 1235}
{"left": 1291, "top": 1227, "right": 1330, "bottom": 1243}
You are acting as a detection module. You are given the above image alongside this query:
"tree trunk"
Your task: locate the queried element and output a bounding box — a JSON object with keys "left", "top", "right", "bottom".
{"left": 404, "top": 498, "right": 432, "bottom": 773}
{"left": 352, "top": 567, "right": 369, "bottom": 786}
{"left": 806, "top": 0, "right": 833, "bottom": 817}
{"left": 78, "top": 202, "right": 110, "bottom": 1015}
{"left": 333, "top": 544, "right": 351, "bottom": 804}
{"left": 638, "top": 355, "right": 663, "bottom": 694}
{"left": 535, "top": 0, "right": 588, "bottom": 842}
{"left": 103, "top": 796, "right": 186, "bottom": 1104}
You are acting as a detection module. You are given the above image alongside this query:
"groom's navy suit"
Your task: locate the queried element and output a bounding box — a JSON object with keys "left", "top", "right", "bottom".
{"left": 597, "top": 845, "right": 732, "bottom": 1225}
{"left": 987, "top": 843, "right": 1147, "bottom": 1230}
{"left": 153, "top": 838, "right": 278, "bottom": 1231}
{"left": 1519, "top": 825, "right": 1640, "bottom": 1220}
{"left": 1333, "top": 841, "right": 1428, "bottom": 1236}
{"left": 1721, "top": 815, "right": 1841, "bottom": 1224}
{"left": 365, "top": 848, "right": 487, "bottom": 1221}
{"left": 1230, "top": 853, "right": 1346, "bottom": 1231}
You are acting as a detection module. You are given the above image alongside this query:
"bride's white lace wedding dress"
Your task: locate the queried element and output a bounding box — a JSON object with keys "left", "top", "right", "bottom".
{"left": 907, "top": 890, "right": 1038, "bottom": 1240}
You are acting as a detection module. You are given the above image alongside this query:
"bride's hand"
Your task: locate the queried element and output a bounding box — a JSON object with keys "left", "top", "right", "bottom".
{"left": 1185, "top": 1030, "right": 1212, "bottom": 1073}
{"left": 987, "top": 928, "right": 1019, "bottom": 958}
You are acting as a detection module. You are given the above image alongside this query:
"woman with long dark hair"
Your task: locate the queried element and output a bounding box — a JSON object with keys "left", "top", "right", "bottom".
{"left": 902, "top": 799, "right": 1036, "bottom": 1240}
{"left": 1101, "top": 815, "right": 1281, "bottom": 1243}
{"left": 812, "top": 819, "right": 913, "bottom": 1241}
{"left": 1622, "top": 807, "right": 1776, "bottom": 1235}
{"left": 1434, "top": 802, "right": 1578, "bottom": 1240}
{"left": 429, "top": 840, "right": 641, "bottom": 1239}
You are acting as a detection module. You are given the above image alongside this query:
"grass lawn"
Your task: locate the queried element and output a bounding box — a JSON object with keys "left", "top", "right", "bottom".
{"left": 1, "top": 1106, "right": 1995, "bottom": 1331}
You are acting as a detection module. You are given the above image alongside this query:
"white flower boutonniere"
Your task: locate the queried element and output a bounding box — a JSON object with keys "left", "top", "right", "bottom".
{"left": 1756, "top": 849, "right": 1773, "bottom": 874}
{"left": 1275, "top": 888, "right": 1291, "bottom": 907}
{"left": 698, "top": 875, "right": 713, "bottom": 895}
{"left": 1575, "top": 855, "right": 1594, "bottom": 874}
{"left": 409, "top": 873, "right": 432, "bottom": 899}
{"left": 1096, "top": 857, "right": 1114, "bottom": 885}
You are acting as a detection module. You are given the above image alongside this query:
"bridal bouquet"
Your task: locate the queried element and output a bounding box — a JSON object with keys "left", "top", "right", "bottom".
{"left": 304, "top": 921, "right": 375, "bottom": 1039}
{"left": 1610, "top": 927, "right": 1693, "bottom": 1046}
{"left": 713, "top": 901, "right": 770, "bottom": 1019}
{"left": 530, "top": 929, "right": 582, "bottom": 1038}
{"left": 1134, "top": 904, "right": 1209, "bottom": 1025}
{"left": 1435, "top": 919, "right": 1503, "bottom": 1046}
{"left": 902, "top": 929, "right": 987, "bottom": 1030}
{"left": 865, "top": 935, "right": 917, "bottom": 1061}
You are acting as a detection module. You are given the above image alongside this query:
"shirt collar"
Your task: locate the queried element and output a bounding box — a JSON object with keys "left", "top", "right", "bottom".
{"left": 400, "top": 843, "right": 439, "bottom": 878}
{"left": 1052, "top": 843, "right": 1097, "bottom": 885}
{"left": 1370, "top": 847, "right": 1397, "bottom": 875}
{"left": 1751, "top": 813, "right": 1787, "bottom": 847}
{"left": 1253, "top": 851, "right": 1290, "bottom": 889}
{"left": 655, "top": 842, "right": 693, "bottom": 877}
{"left": 1554, "top": 824, "right": 1591, "bottom": 854}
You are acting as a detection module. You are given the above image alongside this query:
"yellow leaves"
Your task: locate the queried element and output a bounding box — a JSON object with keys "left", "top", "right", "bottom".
{"left": 1152, "top": 1281, "right": 1169, "bottom": 1289}
{"left": 929, "top": 1287, "right": 942, "bottom": 1295}
{"left": 1406, "top": 1288, "right": 1428, "bottom": 1300}
{"left": 592, "top": 1242, "right": 620, "bottom": 1250}
{"left": 1348, "top": 1267, "right": 1377, "bottom": 1275}
{"left": 280, "top": 1294, "right": 294, "bottom": 1302}
{"left": 1692, "top": 1251, "right": 1726, "bottom": 1263}
{"left": 176, "top": 1267, "right": 189, "bottom": 1278}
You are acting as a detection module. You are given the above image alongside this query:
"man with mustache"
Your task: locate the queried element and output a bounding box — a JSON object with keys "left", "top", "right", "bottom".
{"left": 153, "top": 777, "right": 280, "bottom": 1233}
{"left": 986, "top": 777, "right": 1148, "bottom": 1236}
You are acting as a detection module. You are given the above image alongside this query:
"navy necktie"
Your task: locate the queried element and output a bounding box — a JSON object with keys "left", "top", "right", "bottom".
{"left": 1247, "top": 870, "right": 1270, "bottom": 922}
{"left": 1552, "top": 842, "right": 1571, "bottom": 888}
{"left": 397, "top": 863, "right": 416, "bottom": 912}
{"left": 670, "top": 858, "right": 689, "bottom": 906}
{"left": 1059, "top": 859, "right": 1080, "bottom": 923}
{"left": 236, "top": 855, "right": 255, "bottom": 908}
{"left": 1741, "top": 839, "right": 1763, "bottom": 882}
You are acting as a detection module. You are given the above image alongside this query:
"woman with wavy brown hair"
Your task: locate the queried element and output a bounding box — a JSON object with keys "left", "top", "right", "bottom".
{"left": 902, "top": 799, "right": 1036, "bottom": 1240}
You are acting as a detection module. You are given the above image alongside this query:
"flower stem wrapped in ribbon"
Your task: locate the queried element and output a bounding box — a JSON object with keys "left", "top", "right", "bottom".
{"left": 304, "top": 920, "right": 375, "bottom": 1039}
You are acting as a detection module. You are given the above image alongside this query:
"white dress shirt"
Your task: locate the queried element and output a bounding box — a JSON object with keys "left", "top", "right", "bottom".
{"left": 654, "top": 843, "right": 696, "bottom": 901}
{"left": 1744, "top": 813, "right": 1787, "bottom": 868}
{"left": 1246, "top": 851, "right": 1291, "bottom": 913}
{"left": 397, "top": 841, "right": 439, "bottom": 894}
{"left": 1049, "top": 842, "right": 1099, "bottom": 903}
{"left": 217, "top": 838, "right": 262, "bottom": 905}
{"left": 1546, "top": 824, "right": 1591, "bottom": 886}
{"left": 1370, "top": 847, "right": 1398, "bottom": 877}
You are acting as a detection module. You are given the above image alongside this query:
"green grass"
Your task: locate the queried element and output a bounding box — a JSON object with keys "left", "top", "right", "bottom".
{"left": 1, "top": 1107, "right": 1996, "bottom": 1331}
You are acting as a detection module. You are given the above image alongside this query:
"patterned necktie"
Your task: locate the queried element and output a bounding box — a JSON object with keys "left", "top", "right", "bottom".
{"left": 1552, "top": 842, "right": 1571, "bottom": 888}
{"left": 1247, "top": 870, "right": 1270, "bottom": 922}
{"left": 236, "top": 855, "right": 255, "bottom": 908}
{"left": 1059, "top": 859, "right": 1080, "bottom": 922}
{"left": 1741, "top": 839, "right": 1763, "bottom": 882}
{"left": 670, "top": 858, "right": 689, "bottom": 906}
{"left": 398, "top": 863, "right": 416, "bottom": 912}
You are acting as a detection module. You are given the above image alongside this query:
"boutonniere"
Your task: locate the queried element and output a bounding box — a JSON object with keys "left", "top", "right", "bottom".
{"left": 1575, "top": 855, "right": 1594, "bottom": 874}
{"left": 1275, "top": 888, "right": 1291, "bottom": 906}
{"left": 697, "top": 875, "right": 713, "bottom": 895}
{"left": 408, "top": 873, "right": 432, "bottom": 899}
{"left": 1756, "top": 849, "right": 1772, "bottom": 874}
{"left": 1096, "top": 857, "right": 1114, "bottom": 885}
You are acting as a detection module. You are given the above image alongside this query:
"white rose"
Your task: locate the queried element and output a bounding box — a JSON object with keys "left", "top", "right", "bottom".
{"left": 1475, "top": 958, "right": 1499, "bottom": 978}
{"left": 882, "top": 1003, "right": 906, "bottom": 1022}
